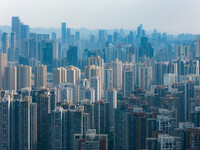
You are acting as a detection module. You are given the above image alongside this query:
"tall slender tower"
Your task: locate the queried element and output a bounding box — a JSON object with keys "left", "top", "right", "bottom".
{"left": 2, "top": 33, "right": 9, "bottom": 54}
{"left": 9, "top": 32, "right": 16, "bottom": 61}
{"left": 12, "top": 17, "right": 21, "bottom": 48}
{"left": 0, "top": 53, "right": 7, "bottom": 89}
{"left": 61, "top": 22, "right": 66, "bottom": 45}
{"left": 34, "top": 65, "right": 47, "bottom": 89}
{"left": 0, "top": 95, "right": 11, "bottom": 150}
{"left": 111, "top": 59, "right": 122, "bottom": 90}
{"left": 196, "top": 36, "right": 200, "bottom": 57}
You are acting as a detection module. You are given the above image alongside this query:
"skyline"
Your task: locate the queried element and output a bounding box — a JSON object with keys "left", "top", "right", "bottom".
{"left": 0, "top": 0, "right": 200, "bottom": 34}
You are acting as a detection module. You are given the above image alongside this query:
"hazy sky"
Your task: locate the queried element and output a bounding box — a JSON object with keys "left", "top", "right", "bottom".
{"left": 0, "top": 0, "right": 200, "bottom": 34}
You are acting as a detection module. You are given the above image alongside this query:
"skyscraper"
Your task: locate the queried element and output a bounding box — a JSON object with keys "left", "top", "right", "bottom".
{"left": 49, "top": 107, "right": 63, "bottom": 149}
{"left": 2, "top": 32, "right": 9, "bottom": 54}
{"left": 67, "top": 28, "right": 71, "bottom": 45}
{"left": 105, "top": 89, "right": 117, "bottom": 126}
{"left": 0, "top": 95, "right": 11, "bottom": 150}
{"left": 12, "top": 17, "right": 21, "bottom": 48}
{"left": 53, "top": 67, "right": 67, "bottom": 86}
{"left": 138, "top": 65, "right": 152, "bottom": 90}
{"left": 104, "top": 67, "right": 113, "bottom": 90}
{"left": 43, "top": 41, "right": 53, "bottom": 72}
{"left": 32, "top": 90, "right": 51, "bottom": 149}
{"left": 0, "top": 53, "right": 7, "bottom": 89}
{"left": 122, "top": 69, "right": 134, "bottom": 98}
{"left": 20, "top": 24, "right": 29, "bottom": 42}
{"left": 74, "top": 129, "right": 108, "bottom": 150}
{"left": 67, "top": 46, "right": 78, "bottom": 66}
{"left": 17, "top": 65, "right": 31, "bottom": 90}
{"left": 111, "top": 59, "right": 122, "bottom": 90}
{"left": 52, "top": 32, "right": 56, "bottom": 40}
{"left": 5, "top": 66, "right": 17, "bottom": 91}
{"left": 9, "top": 32, "right": 16, "bottom": 61}
{"left": 114, "top": 101, "right": 129, "bottom": 150}
{"left": 34, "top": 65, "right": 47, "bottom": 89}
{"left": 66, "top": 65, "right": 81, "bottom": 85}
{"left": 90, "top": 76, "right": 101, "bottom": 102}
{"left": 196, "top": 36, "right": 200, "bottom": 57}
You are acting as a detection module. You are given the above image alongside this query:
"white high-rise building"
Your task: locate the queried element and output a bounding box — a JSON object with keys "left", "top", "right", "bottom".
{"left": 164, "top": 73, "right": 178, "bottom": 87}
{"left": 105, "top": 88, "right": 117, "bottom": 126}
{"left": 111, "top": 59, "right": 122, "bottom": 90}
{"left": 66, "top": 65, "right": 81, "bottom": 85}
{"left": 53, "top": 67, "right": 67, "bottom": 86}
{"left": 90, "top": 76, "right": 101, "bottom": 102}
{"left": 88, "top": 56, "right": 104, "bottom": 89}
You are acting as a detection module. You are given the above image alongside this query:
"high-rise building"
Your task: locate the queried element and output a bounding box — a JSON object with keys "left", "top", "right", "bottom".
{"left": 94, "top": 100, "right": 110, "bottom": 134}
{"left": 114, "top": 101, "right": 129, "bottom": 150}
{"left": 49, "top": 107, "right": 63, "bottom": 149}
{"left": 0, "top": 95, "right": 11, "bottom": 150}
{"left": 9, "top": 96, "right": 37, "bottom": 150}
{"left": 88, "top": 56, "right": 104, "bottom": 88}
{"left": 90, "top": 76, "right": 101, "bottom": 102}
{"left": 128, "top": 108, "right": 147, "bottom": 150}
{"left": 66, "top": 108, "right": 83, "bottom": 149}
{"left": 17, "top": 65, "right": 31, "bottom": 90}
{"left": 75, "top": 31, "right": 80, "bottom": 41}
{"left": 9, "top": 32, "right": 16, "bottom": 61}
{"left": 32, "top": 90, "right": 51, "bottom": 149}
{"left": 62, "top": 22, "right": 66, "bottom": 45}
{"left": 53, "top": 67, "right": 67, "bottom": 86}
{"left": 12, "top": 16, "right": 21, "bottom": 48}
{"left": 74, "top": 129, "right": 108, "bottom": 150}
{"left": 52, "top": 32, "right": 56, "bottom": 40}
{"left": 2, "top": 32, "right": 9, "bottom": 54}
{"left": 196, "top": 36, "right": 200, "bottom": 57}
{"left": 138, "top": 65, "right": 152, "bottom": 90}
{"left": 111, "top": 59, "right": 122, "bottom": 90}
{"left": 122, "top": 69, "right": 134, "bottom": 98}
{"left": 176, "top": 45, "right": 190, "bottom": 60}
{"left": 43, "top": 41, "right": 53, "bottom": 72}
{"left": 5, "top": 66, "right": 17, "bottom": 91}
{"left": 34, "top": 65, "right": 47, "bottom": 89}
{"left": 98, "top": 30, "right": 106, "bottom": 49}
{"left": 66, "top": 65, "right": 81, "bottom": 85}
{"left": 0, "top": 53, "right": 7, "bottom": 89}
{"left": 67, "top": 46, "right": 78, "bottom": 66}
{"left": 20, "top": 24, "right": 29, "bottom": 42}
{"left": 67, "top": 28, "right": 71, "bottom": 45}
{"left": 29, "top": 39, "right": 38, "bottom": 59}
{"left": 146, "top": 134, "right": 182, "bottom": 150}
{"left": 30, "top": 102, "right": 37, "bottom": 150}
{"left": 104, "top": 67, "right": 113, "bottom": 90}
{"left": 105, "top": 89, "right": 117, "bottom": 126}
